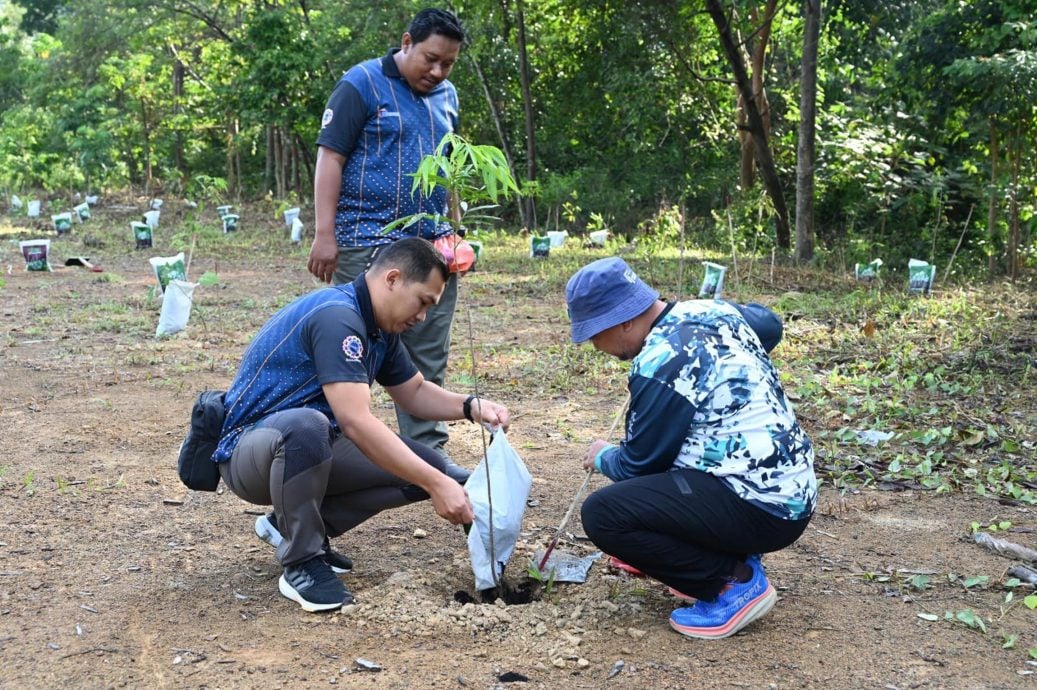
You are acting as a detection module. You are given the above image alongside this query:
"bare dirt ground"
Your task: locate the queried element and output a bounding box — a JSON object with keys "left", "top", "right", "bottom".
{"left": 1, "top": 210, "right": 1036, "bottom": 689}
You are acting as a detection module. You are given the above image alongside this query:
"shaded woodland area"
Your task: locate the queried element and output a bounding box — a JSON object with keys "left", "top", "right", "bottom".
{"left": 0, "top": 0, "right": 1034, "bottom": 277}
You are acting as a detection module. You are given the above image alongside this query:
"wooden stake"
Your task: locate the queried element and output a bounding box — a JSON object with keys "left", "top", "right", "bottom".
{"left": 538, "top": 393, "right": 631, "bottom": 571}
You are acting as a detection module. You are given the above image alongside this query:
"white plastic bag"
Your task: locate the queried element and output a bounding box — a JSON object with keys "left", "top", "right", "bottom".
{"left": 466, "top": 428, "right": 532, "bottom": 591}
{"left": 284, "top": 206, "right": 301, "bottom": 227}
{"left": 156, "top": 279, "right": 197, "bottom": 337}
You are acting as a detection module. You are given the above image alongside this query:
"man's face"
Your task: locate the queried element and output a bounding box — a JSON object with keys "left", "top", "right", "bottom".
{"left": 380, "top": 269, "right": 445, "bottom": 333}
{"left": 589, "top": 322, "right": 641, "bottom": 361}
{"left": 397, "top": 32, "right": 461, "bottom": 94}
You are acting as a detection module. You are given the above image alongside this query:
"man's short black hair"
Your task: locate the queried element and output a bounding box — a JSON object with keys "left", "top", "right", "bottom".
{"left": 369, "top": 237, "right": 449, "bottom": 284}
{"left": 407, "top": 8, "right": 467, "bottom": 46}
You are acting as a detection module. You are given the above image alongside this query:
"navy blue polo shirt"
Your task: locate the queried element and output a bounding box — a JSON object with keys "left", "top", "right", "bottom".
{"left": 317, "top": 49, "right": 459, "bottom": 247}
{"left": 213, "top": 275, "right": 418, "bottom": 462}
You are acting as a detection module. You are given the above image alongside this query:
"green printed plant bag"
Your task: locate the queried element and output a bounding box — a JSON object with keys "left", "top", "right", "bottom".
{"left": 20, "top": 239, "right": 52, "bottom": 272}
{"left": 530, "top": 235, "right": 551, "bottom": 258}
{"left": 855, "top": 258, "right": 883, "bottom": 282}
{"left": 150, "top": 252, "right": 187, "bottom": 293}
{"left": 52, "top": 212, "right": 73, "bottom": 234}
{"left": 908, "top": 259, "right": 936, "bottom": 295}
{"left": 222, "top": 214, "right": 240, "bottom": 233}
{"left": 132, "top": 221, "right": 153, "bottom": 249}
{"left": 698, "top": 262, "right": 727, "bottom": 299}
{"left": 74, "top": 202, "right": 90, "bottom": 222}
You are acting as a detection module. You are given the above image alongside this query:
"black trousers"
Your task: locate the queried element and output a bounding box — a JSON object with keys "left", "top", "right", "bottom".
{"left": 581, "top": 468, "right": 811, "bottom": 600}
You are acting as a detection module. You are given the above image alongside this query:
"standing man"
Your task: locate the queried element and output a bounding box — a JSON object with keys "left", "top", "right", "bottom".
{"left": 308, "top": 8, "right": 470, "bottom": 483}
{"left": 565, "top": 257, "right": 816, "bottom": 639}
{"left": 216, "top": 238, "right": 509, "bottom": 612}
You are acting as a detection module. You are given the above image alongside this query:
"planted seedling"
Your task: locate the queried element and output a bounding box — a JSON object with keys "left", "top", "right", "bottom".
{"left": 526, "top": 558, "right": 556, "bottom": 595}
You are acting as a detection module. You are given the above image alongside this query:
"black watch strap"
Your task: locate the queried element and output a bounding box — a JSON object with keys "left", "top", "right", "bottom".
{"left": 463, "top": 394, "right": 477, "bottom": 422}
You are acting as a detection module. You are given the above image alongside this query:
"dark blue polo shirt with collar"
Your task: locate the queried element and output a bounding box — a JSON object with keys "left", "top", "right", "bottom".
{"left": 317, "top": 49, "right": 459, "bottom": 247}
{"left": 213, "top": 275, "right": 418, "bottom": 462}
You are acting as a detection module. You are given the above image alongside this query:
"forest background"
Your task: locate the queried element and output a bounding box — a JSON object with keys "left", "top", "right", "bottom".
{"left": 0, "top": 0, "right": 1035, "bottom": 278}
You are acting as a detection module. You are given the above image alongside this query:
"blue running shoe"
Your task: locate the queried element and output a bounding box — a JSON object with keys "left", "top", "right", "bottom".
{"left": 668, "top": 559, "right": 776, "bottom": 639}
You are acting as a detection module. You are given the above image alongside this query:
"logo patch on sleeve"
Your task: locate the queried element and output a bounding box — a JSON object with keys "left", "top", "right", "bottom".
{"left": 321, "top": 108, "right": 334, "bottom": 128}
{"left": 342, "top": 335, "right": 363, "bottom": 361}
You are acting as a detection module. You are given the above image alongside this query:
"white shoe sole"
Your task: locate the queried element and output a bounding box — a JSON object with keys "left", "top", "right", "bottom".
{"left": 255, "top": 515, "right": 283, "bottom": 548}
{"left": 257, "top": 515, "right": 351, "bottom": 574}
{"left": 669, "top": 586, "right": 777, "bottom": 639}
{"left": 278, "top": 574, "right": 345, "bottom": 613}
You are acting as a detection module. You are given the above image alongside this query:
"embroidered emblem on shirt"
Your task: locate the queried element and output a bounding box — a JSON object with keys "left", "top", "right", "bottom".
{"left": 342, "top": 335, "right": 363, "bottom": 361}
{"left": 321, "top": 108, "right": 334, "bottom": 128}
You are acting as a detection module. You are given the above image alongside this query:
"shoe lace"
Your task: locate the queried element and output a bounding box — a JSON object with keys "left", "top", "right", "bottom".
{"left": 295, "top": 556, "right": 338, "bottom": 584}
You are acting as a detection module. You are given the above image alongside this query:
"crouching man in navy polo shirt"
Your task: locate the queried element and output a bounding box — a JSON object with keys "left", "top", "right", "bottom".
{"left": 215, "top": 238, "right": 509, "bottom": 612}
{"left": 565, "top": 257, "right": 816, "bottom": 639}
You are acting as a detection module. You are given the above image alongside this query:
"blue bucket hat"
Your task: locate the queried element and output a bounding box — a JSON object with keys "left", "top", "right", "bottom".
{"left": 566, "top": 257, "right": 659, "bottom": 343}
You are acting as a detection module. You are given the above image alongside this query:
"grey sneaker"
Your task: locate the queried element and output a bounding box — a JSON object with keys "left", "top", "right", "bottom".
{"left": 278, "top": 555, "right": 354, "bottom": 613}
{"left": 255, "top": 513, "right": 353, "bottom": 574}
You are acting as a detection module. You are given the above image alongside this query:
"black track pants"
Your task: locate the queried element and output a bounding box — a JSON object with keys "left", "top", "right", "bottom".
{"left": 581, "top": 468, "right": 811, "bottom": 600}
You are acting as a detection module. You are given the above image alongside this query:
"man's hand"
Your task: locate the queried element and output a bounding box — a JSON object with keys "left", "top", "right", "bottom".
{"left": 311, "top": 146, "right": 346, "bottom": 283}
{"left": 307, "top": 234, "right": 339, "bottom": 283}
{"left": 428, "top": 475, "right": 474, "bottom": 525}
{"left": 469, "top": 397, "right": 511, "bottom": 432}
{"left": 583, "top": 439, "right": 611, "bottom": 472}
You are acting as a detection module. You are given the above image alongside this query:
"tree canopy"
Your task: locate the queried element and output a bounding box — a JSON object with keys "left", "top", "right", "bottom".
{"left": 1, "top": 0, "right": 1034, "bottom": 277}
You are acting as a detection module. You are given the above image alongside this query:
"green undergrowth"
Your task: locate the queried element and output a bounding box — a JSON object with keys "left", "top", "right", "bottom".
{"left": 7, "top": 204, "right": 1033, "bottom": 505}
{"left": 467, "top": 233, "right": 1037, "bottom": 506}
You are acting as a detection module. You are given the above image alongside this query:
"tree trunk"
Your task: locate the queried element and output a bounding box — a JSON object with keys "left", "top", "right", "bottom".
{"left": 292, "top": 135, "right": 301, "bottom": 200}
{"left": 173, "top": 59, "right": 185, "bottom": 178}
{"left": 274, "top": 126, "right": 285, "bottom": 199}
{"left": 1008, "top": 127, "right": 1021, "bottom": 281}
{"left": 265, "top": 125, "right": 274, "bottom": 194}
{"left": 706, "top": 0, "right": 791, "bottom": 250}
{"left": 794, "top": 0, "right": 820, "bottom": 263}
{"left": 987, "top": 120, "right": 999, "bottom": 276}
{"left": 467, "top": 52, "right": 526, "bottom": 228}
{"left": 140, "top": 98, "right": 153, "bottom": 195}
{"left": 295, "top": 133, "right": 315, "bottom": 202}
{"left": 738, "top": 1, "right": 776, "bottom": 191}
{"left": 226, "top": 118, "right": 240, "bottom": 200}
{"left": 516, "top": 0, "right": 537, "bottom": 228}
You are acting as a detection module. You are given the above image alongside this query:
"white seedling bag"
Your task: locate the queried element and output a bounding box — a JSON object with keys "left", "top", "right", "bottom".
{"left": 466, "top": 428, "right": 532, "bottom": 591}
{"left": 156, "top": 279, "right": 197, "bottom": 337}
{"left": 698, "top": 261, "right": 727, "bottom": 299}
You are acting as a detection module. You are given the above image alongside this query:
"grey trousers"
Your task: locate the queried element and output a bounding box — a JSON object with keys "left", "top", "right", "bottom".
{"left": 333, "top": 245, "right": 459, "bottom": 456}
{"left": 218, "top": 407, "right": 446, "bottom": 567}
